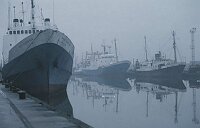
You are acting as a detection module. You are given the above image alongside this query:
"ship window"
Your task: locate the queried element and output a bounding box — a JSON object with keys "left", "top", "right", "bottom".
{"left": 21, "top": 30, "right": 24, "bottom": 34}
{"left": 13, "top": 31, "right": 16, "bottom": 34}
{"left": 33, "top": 30, "right": 36, "bottom": 34}
{"left": 29, "top": 30, "right": 32, "bottom": 34}
{"left": 25, "top": 30, "right": 28, "bottom": 34}
{"left": 9, "top": 31, "right": 12, "bottom": 35}
{"left": 17, "top": 30, "right": 20, "bottom": 34}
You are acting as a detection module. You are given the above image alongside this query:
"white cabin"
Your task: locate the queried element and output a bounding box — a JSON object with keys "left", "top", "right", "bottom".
{"left": 93, "top": 54, "right": 117, "bottom": 68}
{"left": 136, "top": 51, "right": 175, "bottom": 71}
{"left": 85, "top": 48, "right": 117, "bottom": 70}
{"left": 3, "top": 1, "right": 57, "bottom": 65}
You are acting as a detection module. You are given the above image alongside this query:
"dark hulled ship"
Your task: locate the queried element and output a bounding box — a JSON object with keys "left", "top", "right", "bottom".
{"left": 134, "top": 32, "right": 185, "bottom": 79}
{"left": 2, "top": 1, "right": 74, "bottom": 99}
{"left": 134, "top": 51, "right": 185, "bottom": 79}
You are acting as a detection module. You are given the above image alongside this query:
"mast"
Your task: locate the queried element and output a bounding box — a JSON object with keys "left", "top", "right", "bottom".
{"left": 114, "top": 38, "right": 119, "bottom": 62}
{"left": 146, "top": 91, "right": 149, "bottom": 117}
{"left": 8, "top": 2, "right": 11, "bottom": 30}
{"left": 144, "top": 36, "right": 148, "bottom": 61}
{"left": 41, "top": 8, "right": 44, "bottom": 25}
{"left": 172, "top": 31, "right": 177, "bottom": 63}
{"left": 104, "top": 46, "right": 106, "bottom": 54}
{"left": 53, "top": 0, "right": 55, "bottom": 25}
{"left": 174, "top": 92, "right": 178, "bottom": 123}
{"left": 116, "top": 90, "right": 119, "bottom": 113}
{"left": 190, "top": 28, "right": 196, "bottom": 65}
{"left": 91, "top": 43, "right": 95, "bottom": 61}
{"left": 13, "top": 6, "right": 16, "bottom": 19}
{"left": 21, "top": 2, "right": 25, "bottom": 26}
{"left": 31, "top": 0, "right": 36, "bottom": 29}
{"left": 91, "top": 44, "right": 93, "bottom": 54}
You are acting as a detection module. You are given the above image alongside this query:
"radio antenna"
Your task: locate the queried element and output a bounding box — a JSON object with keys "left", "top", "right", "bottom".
{"left": 53, "top": 0, "right": 55, "bottom": 25}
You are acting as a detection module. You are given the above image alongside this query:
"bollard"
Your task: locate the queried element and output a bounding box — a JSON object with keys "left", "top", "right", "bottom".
{"left": 18, "top": 91, "right": 26, "bottom": 100}
{"left": 5, "top": 83, "right": 9, "bottom": 88}
{"left": 12, "top": 87, "right": 18, "bottom": 93}
{"left": 10, "top": 86, "right": 15, "bottom": 91}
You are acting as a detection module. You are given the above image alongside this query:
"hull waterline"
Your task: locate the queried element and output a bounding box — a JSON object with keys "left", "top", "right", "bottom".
{"left": 135, "top": 64, "right": 185, "bottom": 79}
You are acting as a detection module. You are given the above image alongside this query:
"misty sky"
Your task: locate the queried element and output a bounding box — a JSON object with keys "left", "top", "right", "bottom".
{"left": 0, "top": 0, "right": 200, "bottom": 63}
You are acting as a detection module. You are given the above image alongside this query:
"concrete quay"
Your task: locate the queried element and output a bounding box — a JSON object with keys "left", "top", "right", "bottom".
{"left": 0, "top": 84, "right": 92, "bottom": 128}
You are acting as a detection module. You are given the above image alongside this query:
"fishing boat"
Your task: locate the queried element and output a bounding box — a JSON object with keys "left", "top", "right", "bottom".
{"left": 74, "top": 40, "right": 130, "bottom": 78}
{"left": 134, "top": 32, "right": 185, "bottom": 79}
{"left": 2, "top": 0, "right": 74, "bottom": 99}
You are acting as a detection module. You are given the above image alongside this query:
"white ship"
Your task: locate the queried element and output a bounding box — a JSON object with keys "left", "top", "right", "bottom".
{"left": 74, "top": 41, "right": 130, "bottom": 78}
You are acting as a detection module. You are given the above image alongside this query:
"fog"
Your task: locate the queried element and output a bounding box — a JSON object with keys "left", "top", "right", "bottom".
{"left": 0, "top": 0, "right": 200, "bottom": 63}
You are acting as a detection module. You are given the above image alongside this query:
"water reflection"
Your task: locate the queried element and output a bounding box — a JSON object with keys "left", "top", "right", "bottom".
{"left": 133, "top": 78, "right": 186, "bottom": 123}
{"left": 77, "top": 76, "right": 132, "bottom": 91}
{"left": 68, "top": 76, "right": 200, "bottom": 128}
{"left": 189, "top": 79, "right": 200, "bottom": 124}
{"left": 70, "top": 76, "right": 131, "bottom": 113}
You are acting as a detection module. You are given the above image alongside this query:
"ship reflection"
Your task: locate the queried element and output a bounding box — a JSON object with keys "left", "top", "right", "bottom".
{"left": 68, "top": 76, "right": 200, "bottom": 127}
{"left": 79, "top": 76, "right": 132, "bottom": 91}
{"left": 70, "top": 76, "right": 132, "bottom": 112}
{"left": 183, "top": 75, "right": 200, "bottom": 124}
{"left": 132, "top": 78, "right": 186, "bottom": 123}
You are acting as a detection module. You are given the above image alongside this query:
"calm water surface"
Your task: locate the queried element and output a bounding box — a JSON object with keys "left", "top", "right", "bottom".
{"left": 67, "top": 76, "right": 200, "bottom": 128}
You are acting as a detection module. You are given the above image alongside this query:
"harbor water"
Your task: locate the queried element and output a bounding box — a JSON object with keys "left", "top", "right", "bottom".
{"left": 65, "top": 76, "right": 200, "bottom": 128}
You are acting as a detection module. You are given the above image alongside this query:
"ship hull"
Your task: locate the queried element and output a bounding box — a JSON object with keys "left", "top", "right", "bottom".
{"left": 2, "top": 43, "right": 73, "bottom": 100}
{"left": 182, "top": 65, "right": 200, "bottom": 80}
{"left": 75, "top": 61, "right": 130, "bottom": 78}
{"left": 135, "top": 64, "right": 185, "bottom": 79}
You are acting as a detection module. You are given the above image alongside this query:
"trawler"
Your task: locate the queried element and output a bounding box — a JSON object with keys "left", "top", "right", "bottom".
{"left": 2, "top": 0, "right": 74, "bottom": 99}
{"left": 74, "top": 40, "right": 130, "bottom": 78}
{"left": 134, "top": 32, "right": 185, "bottom": 79}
